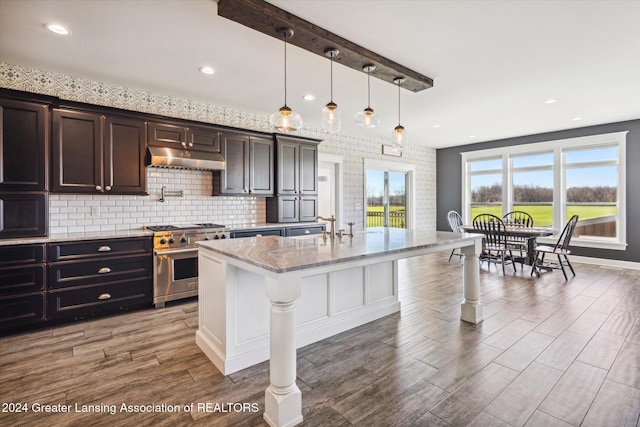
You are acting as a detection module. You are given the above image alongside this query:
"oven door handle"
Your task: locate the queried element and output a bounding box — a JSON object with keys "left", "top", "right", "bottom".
{"left": 154, "top": 248, "right": 198, "bottom": 256}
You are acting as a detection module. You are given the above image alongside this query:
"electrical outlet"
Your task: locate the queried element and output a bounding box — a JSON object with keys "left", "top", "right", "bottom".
{"left": 90, "top": 206, "right": 99, "bottom": 217}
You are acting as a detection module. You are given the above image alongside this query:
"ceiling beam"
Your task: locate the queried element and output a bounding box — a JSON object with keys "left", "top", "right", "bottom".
{"left": 217, "top": 0, "right": 434, "bottom": 92}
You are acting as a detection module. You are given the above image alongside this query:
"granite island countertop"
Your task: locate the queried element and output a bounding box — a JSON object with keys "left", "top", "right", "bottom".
{"left": 197, "top": 227, "right": 483, "bottom": 273}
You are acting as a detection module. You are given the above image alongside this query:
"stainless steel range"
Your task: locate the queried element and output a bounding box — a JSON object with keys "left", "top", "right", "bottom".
{"left": 145, "top": 223, "right": 229, "bottom": 308}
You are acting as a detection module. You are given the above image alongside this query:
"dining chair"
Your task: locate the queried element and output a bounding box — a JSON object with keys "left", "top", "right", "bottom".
{"left": 530, "top": 214, "right": 579, "bottom": 280}
{"left": 472, "top": 213, "right": 516, "bottom": 274}
{"left": 447, "top": 210, "right": 464, "bottom": 262}
{"left": 503, "top": 211, "right": 534, "bottom": 270}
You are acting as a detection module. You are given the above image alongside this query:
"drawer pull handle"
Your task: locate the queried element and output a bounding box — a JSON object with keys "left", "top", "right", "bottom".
{"left": 98, "top": 267, "right": 112, "bottom": 274}
{"left": 98, "top": 293, "right": 112, "bottom": 300}
{"left": 98, "top": 246, "right": 112, "bottom": 252}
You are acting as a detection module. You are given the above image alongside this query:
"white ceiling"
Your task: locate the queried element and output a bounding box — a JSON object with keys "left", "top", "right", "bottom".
{"left": 1, "top": 0, "right": 639, "bottom": 149}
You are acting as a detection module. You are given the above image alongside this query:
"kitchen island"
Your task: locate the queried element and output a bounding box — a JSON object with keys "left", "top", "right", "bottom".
{"left": 197, "top": 227, "right": 483, "bottom": 427}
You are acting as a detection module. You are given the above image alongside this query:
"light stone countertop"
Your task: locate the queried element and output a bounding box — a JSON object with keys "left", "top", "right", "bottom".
{"left": 0, "top": 223, "right": 323, "bottom": 246}
{"left": 198, "top": 227, "right": 482, "bottom": 273}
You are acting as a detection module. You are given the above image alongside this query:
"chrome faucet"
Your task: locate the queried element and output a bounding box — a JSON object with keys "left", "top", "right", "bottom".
{"left": 317, "top": 215, "right": 336, "bottom": 239}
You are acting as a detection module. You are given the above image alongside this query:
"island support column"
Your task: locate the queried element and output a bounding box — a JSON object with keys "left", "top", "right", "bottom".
{"left": 263, "top": 275, "right": 303, "bottom": 427}
{"left": 460, "top": 239, "right": 483, "bottom": 323}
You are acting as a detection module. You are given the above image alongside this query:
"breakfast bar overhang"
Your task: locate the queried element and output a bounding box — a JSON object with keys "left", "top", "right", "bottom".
{"left": 197, "top": 228, "right": 483, "bottom": 427}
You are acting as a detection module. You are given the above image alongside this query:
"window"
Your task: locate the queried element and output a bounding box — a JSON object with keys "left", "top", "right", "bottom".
{"left": 468, "top": 157, "right": 502, "bottom": 218}
{"left": 461, "top": 132, "right": 627, "bottom": 250}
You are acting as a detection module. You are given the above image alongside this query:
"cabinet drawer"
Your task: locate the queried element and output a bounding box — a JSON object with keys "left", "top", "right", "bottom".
{"left": 285, "top": 225, "right": 325, "bottom": 237}
{"left": 47, "top": 278, "right": 152, "bottom": 321}
{"left": 0, "top": 293, "right": 45, "bottom": 332}
{"left": 231, "top": 228, "right": 284, "bottom": 238}
{"left": 49, "top": 237, "right": 152, "bottom": 261}
{"left": 49, "top": 255, "right": 152, "bottom": 289}
{"left": 0, "top": 244, "right": 45, "bottom": 266}
{"left": 0, "top": 264, "right": 45, "bottom": 296}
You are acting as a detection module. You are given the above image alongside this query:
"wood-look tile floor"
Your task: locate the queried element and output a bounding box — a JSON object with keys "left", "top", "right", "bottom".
{"left": 1, "top": 252, "right": 639, "bottom": 426}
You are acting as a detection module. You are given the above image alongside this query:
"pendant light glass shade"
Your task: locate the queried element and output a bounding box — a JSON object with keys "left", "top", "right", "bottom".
{"left": 322, "top": 48, "right": 341, "bottom": 133}
{"left": 354, "top": 64, "right": 381, "bottom": 128}
{"left": 270, "top": 28, "right": 303, "bottom": 132}
{"left": 391, "top": 77, "right": 407, "bottom": 149}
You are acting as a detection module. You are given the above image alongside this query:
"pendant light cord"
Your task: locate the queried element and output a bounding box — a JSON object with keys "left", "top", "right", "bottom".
{"left": 367, "top": 69, "right": 371, "bottom": 109}
{"left": 330, "top": 54, "right": 334, "bottom": 102}
{"left": 397, "top": 80, "right": 401, "bottom": 124}
{"left": 283, "top": 38, "right": 288, "bottom": 107}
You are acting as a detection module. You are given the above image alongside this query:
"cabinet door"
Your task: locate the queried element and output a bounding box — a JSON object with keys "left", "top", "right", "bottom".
{"left": 0, "top": 98, "right": 48, "bottom": 191}
{"left": 215, "top": 132, "right": 249, "bottom": 195}
{"left": 0, "top": 193, "right": 47, "bottom": 238}
{"left": 52, "top": 109, "right": 102, "bottom": 193}
{"left": 104, "top": 116, "right": 147, "bottom": 195}
{"left": 0, "top": 293, "right": 45, "bottom": 332}
{"left": 147, "top": 122, "right": 187, "bottom": 147}
{"left": 276, "top": 140, "right": 299, "bottom": 195}
{"left": 188, "top": 125, "right": 221, "bottom": 152}
{"left": 249, "top": 136, "right": 274, "bottom": 195}
{"left": 300, "top": 143, "right": 318, "bottom": 195}
{"left": 277, "top": 196, "right": 299, "bottom": 223}
{"left": 299, "top": 196, "right": 318, "bottom": 222}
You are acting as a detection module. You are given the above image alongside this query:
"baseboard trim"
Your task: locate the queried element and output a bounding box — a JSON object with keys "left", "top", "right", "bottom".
{"left": 571, "top": 255, "right": 640, "bottom": 271}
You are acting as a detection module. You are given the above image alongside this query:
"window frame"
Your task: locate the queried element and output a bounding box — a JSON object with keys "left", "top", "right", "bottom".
{"left": 461, "top": 131, "right": 627, "bottom": 250}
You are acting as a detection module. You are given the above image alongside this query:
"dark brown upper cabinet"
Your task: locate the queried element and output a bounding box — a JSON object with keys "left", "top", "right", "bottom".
{"left": 0, "top": 98, "right": 49, "bottom": 191}
{"left": 213, "top": 131, "right": 274, "bottom": 196}
{"left": 147, "top": 122, "right": 221, "bottom": 153}
{"left": 52, "top": 109, "right": 147, "bottom": 195}
{"left": 275, "top": 135, "right": 318, "bottom": 196}
{"left": 266, "top": 135, "right": 320, "bottom": 223}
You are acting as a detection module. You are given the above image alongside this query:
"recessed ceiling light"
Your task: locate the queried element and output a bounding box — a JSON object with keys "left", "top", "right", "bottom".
{"left": 469, "top": 135, "right": 476, "bottom": 139}
{"left": 199, "top": 66, "right": 215, "bottom": 75}
{"left": 544, "top": 99, "right": 557, "bottom": 104}
{"left": 45, "top": 23, "right": 71, "bottom": 35}
{"left": 303, "top": 94, "right": 315, "bottom": 101}
{"left": 572, "top": 117, "right": 583, "bottom": 121}
{"left": 432, "top": 124, "right": 441, "bottom": 128}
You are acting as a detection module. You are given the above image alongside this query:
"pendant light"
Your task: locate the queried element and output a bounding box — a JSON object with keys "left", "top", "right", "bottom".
{"left": 354, "top": 64, "right": 381, "bottom": 128}
{"left": 391, "top": 77, "right": 408, "bottom": 149}
{"left": 269, "top": 28, "right": 303, "bottom": 132}
{"left": 322, "top": 48, "right": 341, "bottom": 133}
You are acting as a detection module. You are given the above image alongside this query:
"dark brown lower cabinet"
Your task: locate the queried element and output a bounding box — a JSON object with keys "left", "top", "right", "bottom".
{"left": 0, "top": 244, "right": 47, "bottom": 334}
{"left": 47, "top": 237, "right": 153, "bottom": 321}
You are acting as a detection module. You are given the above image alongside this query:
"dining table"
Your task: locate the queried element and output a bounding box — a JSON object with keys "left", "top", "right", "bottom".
{"left": 459, "top": 224, "right": 555, "bottom": 266}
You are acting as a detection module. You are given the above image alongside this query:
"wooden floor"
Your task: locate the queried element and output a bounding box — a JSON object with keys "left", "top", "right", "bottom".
{"left": 1, "top": 252, "right": 639, "bottom": 426}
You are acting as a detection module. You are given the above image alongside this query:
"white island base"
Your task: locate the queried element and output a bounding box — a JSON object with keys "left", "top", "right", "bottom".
{"left": 196, "top": 252, "right": 400, "bottom": 376}
{"left": 197, "top": 229, "right": 483, "bottom": 427}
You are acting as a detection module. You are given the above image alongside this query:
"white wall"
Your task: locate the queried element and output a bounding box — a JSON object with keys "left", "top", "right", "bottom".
{"left": 0, "top": 62, "right": 436, "bottom": 233}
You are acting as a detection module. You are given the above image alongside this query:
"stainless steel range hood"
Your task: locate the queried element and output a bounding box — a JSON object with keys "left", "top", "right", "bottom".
{"left": 146, "top": 146, "right": 225, "bottom": 170}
